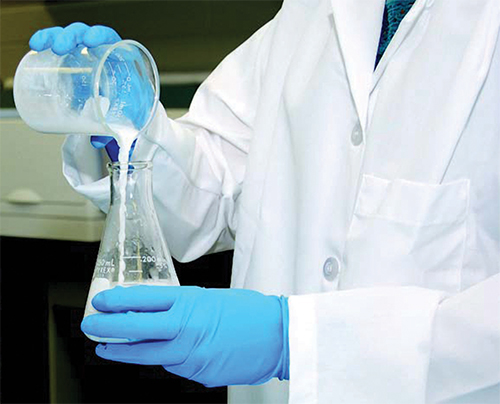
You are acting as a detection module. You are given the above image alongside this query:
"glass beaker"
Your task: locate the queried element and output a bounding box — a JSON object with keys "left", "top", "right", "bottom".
{"left": 83, "top": 161, "right": 179, "bottom": 343}
{"left": 13, "top": 40, "right": 159, "bottom": 137}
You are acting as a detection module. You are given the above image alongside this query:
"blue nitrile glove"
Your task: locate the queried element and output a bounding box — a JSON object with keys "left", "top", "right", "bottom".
{"left": 29, "top": 22, "right": 121, "bottom": 55}
{"left": 29, "top": 23, "right": 146, "bottom": 162}
{"left": 89, "top": 137, "right": 136, "bottom": 162}
{"left": 81, "top": 286, "right": 290, "bottom": 387}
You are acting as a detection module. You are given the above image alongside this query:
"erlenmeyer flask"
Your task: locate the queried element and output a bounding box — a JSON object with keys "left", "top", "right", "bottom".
{"left": 83, "top": 161, "right": 179, "bottom": 343}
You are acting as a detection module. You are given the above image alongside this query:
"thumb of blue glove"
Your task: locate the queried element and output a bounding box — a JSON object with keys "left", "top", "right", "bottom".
{"left": 90, "top": 136, "right": 136, "bottom": 162}
{"left": 81, "top": 286, "right": 290, "bottom": 387}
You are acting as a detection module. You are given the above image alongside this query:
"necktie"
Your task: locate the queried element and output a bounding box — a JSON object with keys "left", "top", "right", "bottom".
{"left": 376, "top": 0, "right": 417, "bottom": 67}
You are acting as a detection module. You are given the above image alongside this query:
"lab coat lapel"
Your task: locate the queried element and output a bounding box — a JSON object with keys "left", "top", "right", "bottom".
{"left": 371, "top": 0, "right": 428, "bottom": 87}
{"left": 427, "top": 2, "right": 500, "bottom": 183}
{"left": 329, "top": 0, "right": 385, "bottom": 130}
{"left": 365, "top": 0, "right": 500, "bottom": 184}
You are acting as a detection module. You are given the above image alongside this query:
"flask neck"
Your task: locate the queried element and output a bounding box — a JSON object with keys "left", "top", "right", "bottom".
{"left": 108, "top": 161, "right": 153, "bottom": 207}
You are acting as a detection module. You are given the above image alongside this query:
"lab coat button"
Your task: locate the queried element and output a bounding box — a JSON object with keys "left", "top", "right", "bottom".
{"left": 323, "top": 257, "right": 340, "bottom": 281}
{"left": 351, "top": 125, "right": 363, "bottom": 146}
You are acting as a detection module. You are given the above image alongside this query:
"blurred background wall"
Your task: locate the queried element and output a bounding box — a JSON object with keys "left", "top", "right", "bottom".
{"left": 1, "top": 0, "right": 282, "bottom": 76}
{"left": 1, "top": 0, "right": 282, "bottom": 107}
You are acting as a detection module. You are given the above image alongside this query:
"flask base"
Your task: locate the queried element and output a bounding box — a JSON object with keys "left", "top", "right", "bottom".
{"left": 84, "top": 333, "right": 141, "bottom": 344}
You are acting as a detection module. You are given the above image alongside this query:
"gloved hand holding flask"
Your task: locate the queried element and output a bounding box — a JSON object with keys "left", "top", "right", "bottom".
{"left": 81, "top": 285, "right": 290, "bottom": 387}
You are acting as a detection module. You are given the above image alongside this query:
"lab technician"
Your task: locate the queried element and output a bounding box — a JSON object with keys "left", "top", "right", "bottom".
{"left": 29, "top": 0, "right": 500, "bottom": 403}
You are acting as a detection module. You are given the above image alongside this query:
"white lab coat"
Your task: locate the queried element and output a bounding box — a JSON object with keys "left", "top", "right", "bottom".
{"left": 62, "top": 0, "right": 500, "bottom": 402}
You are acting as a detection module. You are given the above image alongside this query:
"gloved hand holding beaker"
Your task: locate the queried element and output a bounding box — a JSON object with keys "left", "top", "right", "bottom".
{"left": 30, "top": 22, "right": 124, "bottom": 160}
{"left": 18, "top": 22, "right": 159, "bottom": 161}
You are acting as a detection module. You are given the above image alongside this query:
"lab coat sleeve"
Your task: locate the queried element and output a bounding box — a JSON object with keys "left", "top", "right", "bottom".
{"left": 62, "top": 18, "right": 276, "bottom": 262}
{"left": 288, "top": 275, "right": 500, "bottom": 404}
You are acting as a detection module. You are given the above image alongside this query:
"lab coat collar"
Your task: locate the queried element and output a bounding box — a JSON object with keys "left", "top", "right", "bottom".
{"left": 372, "top": 0, "right": 430, "bottom": 88}
{"left": 329, "top": 0, "right": 428, "bottom": 131}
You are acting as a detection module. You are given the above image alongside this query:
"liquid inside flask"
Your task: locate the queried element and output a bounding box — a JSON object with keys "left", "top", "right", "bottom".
{"left": 84, "top": 161, "right": 179, "bottom": 343}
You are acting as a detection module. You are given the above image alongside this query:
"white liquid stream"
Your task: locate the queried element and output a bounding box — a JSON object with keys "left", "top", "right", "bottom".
{"left": 112, "top": 124, "right": 137, "bottom": 285}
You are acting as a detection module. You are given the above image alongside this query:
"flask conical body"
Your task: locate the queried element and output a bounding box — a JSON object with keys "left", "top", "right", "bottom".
{"left": 84, "top": 161, "right": 179, "bottom": 343}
